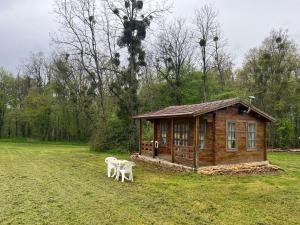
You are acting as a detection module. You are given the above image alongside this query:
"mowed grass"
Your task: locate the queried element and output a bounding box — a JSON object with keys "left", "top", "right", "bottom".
{"left": 0, "top": 142, "right": 299, "bottom": 225}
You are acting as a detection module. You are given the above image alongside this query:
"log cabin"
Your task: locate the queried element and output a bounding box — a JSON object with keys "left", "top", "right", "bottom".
{"left": 134, "top": 98, "right": 276, "bottom": 168}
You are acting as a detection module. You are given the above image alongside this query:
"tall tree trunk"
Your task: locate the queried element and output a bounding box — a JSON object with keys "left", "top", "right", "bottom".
{"left": 202, "top": 46, "right": 207, "bottom": 102}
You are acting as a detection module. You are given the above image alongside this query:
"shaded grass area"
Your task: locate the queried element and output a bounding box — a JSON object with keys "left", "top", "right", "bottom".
{"left": 0, "top": 142, "right": 299, "bottom": 225}
{"left": 0, "top": 138, "right": 87, "bottom": 146}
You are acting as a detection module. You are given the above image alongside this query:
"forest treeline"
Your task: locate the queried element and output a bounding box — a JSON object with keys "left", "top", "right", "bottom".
{"left": 0, "top": 0, "right": 300, "bottom": 150}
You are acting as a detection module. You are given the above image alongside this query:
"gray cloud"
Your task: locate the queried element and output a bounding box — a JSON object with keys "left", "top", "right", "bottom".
{"left": 0, "top": 0, "right": 299, "bottom": 73}
{"left": 173, "top": 0, "right": 300, "bottom": 66}
{"left": 0, "top": 0, "right": 56, "bottom": 73}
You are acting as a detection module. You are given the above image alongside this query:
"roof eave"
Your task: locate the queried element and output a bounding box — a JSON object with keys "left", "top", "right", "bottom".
{"left": 237, "top": 100, "right": 276, "bottom": 122}
{"left": 193, "top": 100, "right": 276, "bottom": 122}
{"left": 133, "top": 98, "right": 276, "bottom": 122}
{"left": 133, "top": 112, "right": 194, "bottom": 119}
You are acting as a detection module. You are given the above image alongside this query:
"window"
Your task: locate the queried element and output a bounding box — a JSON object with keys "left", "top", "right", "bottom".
{"left": 174, "top": 124, "right": 180, "bottom": 145}
{"left": 227, "top": 121, "right": 236, "bottom": 150}
{"left": 247, "top": 122, "right": 256, "bottom": 149}
{"left": 199, "top": 120, "right": 206, "bottom": 149}
{"left": 174, "top": 123, "right": 189, "bottom": 146}
{"left": 161, "top": 122, "right": 168, "bottom": 145}
{"left": 182, "top": 124, "right": 189, "bottom": 145}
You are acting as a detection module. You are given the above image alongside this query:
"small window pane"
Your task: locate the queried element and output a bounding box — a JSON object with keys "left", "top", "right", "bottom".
{"left": 199, "top": 120, "right": 206, "bottom": 149}
{"left": 174, "top": 124, "right": 180, "bottom": 145}
{"left": 173, "top": 122, "right": 189, "bottom": 146}
{"left": 227, "top": 122, "right": 236, "bottom": 150}
{"left": 161, "top": 122, "right": 167, "bottom": 145}
{"left": 247, "top": 123, "right": 256, "bottom": 149}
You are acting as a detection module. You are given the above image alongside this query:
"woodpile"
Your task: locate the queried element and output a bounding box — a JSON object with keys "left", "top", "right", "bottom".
{"left": 268, "top": 148, "right": 300, "bottom": 152}
{"left": 197, "top": 161, "right": 283, "bottom": 175}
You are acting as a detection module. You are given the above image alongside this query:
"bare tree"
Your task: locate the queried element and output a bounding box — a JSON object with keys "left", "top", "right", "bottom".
{"left": 194, "top": 4, "right": 231, "bottom": 100}
{"left": 194, "top": 5, "right": 217, "bottom": 101}
{"left": 212, "top": 29, "right": 232, "bottom": 87}
{"left": 23, "top": 52, "right": 51, "bottom": 88}
{"left": 53, "top": 0, "right": 118, "bottom": 120}
{"left": 155, "top": 18, "right": 194, "bottom": 104}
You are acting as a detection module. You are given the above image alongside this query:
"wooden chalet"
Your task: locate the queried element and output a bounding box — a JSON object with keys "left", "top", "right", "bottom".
{"left": 134, "top": 98, "right": 276, "bottom": 168}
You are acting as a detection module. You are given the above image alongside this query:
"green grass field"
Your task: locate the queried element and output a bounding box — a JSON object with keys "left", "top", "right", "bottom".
{"left": 0, "top": 142, "right": 299, "bottom": 225}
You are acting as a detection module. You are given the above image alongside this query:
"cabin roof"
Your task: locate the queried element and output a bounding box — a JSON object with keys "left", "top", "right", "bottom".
{"left": 133, "top": 98, "right": 276, "bottom": 122}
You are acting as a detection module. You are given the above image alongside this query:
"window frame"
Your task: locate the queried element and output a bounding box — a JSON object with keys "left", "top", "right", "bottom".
{"left": 174, "top": 123, "right": 180, "bottom": 146}
{"left": 226, "top": 120, "right": 237, "bottom": 151}
{"left": 199, "top": 119, "right": 206, "bottom": 150}
{"left": 247, "top": 121, "right": 257, "bottom": 151}
{"left": 160, "top": 121, "right": 168, "bottom": 145}
{"left": 173, "top": 122, "right": 189, "bottom": 146}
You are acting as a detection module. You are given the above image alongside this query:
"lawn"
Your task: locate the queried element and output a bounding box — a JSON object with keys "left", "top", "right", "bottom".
{"left": 0, "top": 142, "right": 299, "bottom": 225}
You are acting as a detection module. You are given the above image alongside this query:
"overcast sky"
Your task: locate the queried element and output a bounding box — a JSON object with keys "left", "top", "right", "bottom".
{"left": 0, "top": 0, "right": 300, "bottom": 73}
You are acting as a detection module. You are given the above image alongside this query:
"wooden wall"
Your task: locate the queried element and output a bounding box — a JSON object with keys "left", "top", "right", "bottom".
{"left": 198, "top": 114, "right": 214, "bottom": 166}
{"left": 213, "top": 106, "right": 266, "bottom": 165}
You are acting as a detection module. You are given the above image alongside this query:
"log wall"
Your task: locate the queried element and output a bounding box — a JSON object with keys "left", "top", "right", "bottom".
{"left": 173, "top": 145, "right": 194, "bottom": 166}
{"left": 213, "top": 106, "right": 266, "bottom": 165}
{"left": 198, "top": 117, "right": 215, "bottom": 166}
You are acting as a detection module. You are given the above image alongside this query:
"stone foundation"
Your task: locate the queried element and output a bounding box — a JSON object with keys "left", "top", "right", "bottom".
{"left": 131, "top": 154, "right": 194, "bottom": 172}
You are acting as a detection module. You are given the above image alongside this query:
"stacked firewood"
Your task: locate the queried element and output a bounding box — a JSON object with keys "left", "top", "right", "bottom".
{"left": 197, "top": 162, "right": 283, "bottom": 175}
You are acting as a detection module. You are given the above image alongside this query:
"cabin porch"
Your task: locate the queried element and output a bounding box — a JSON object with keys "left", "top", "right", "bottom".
{"left": 140, "top": 140, "right": 196, "bottom": 166}
{"left": 138, "top": 116, "right": 199, "bottom": 168}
